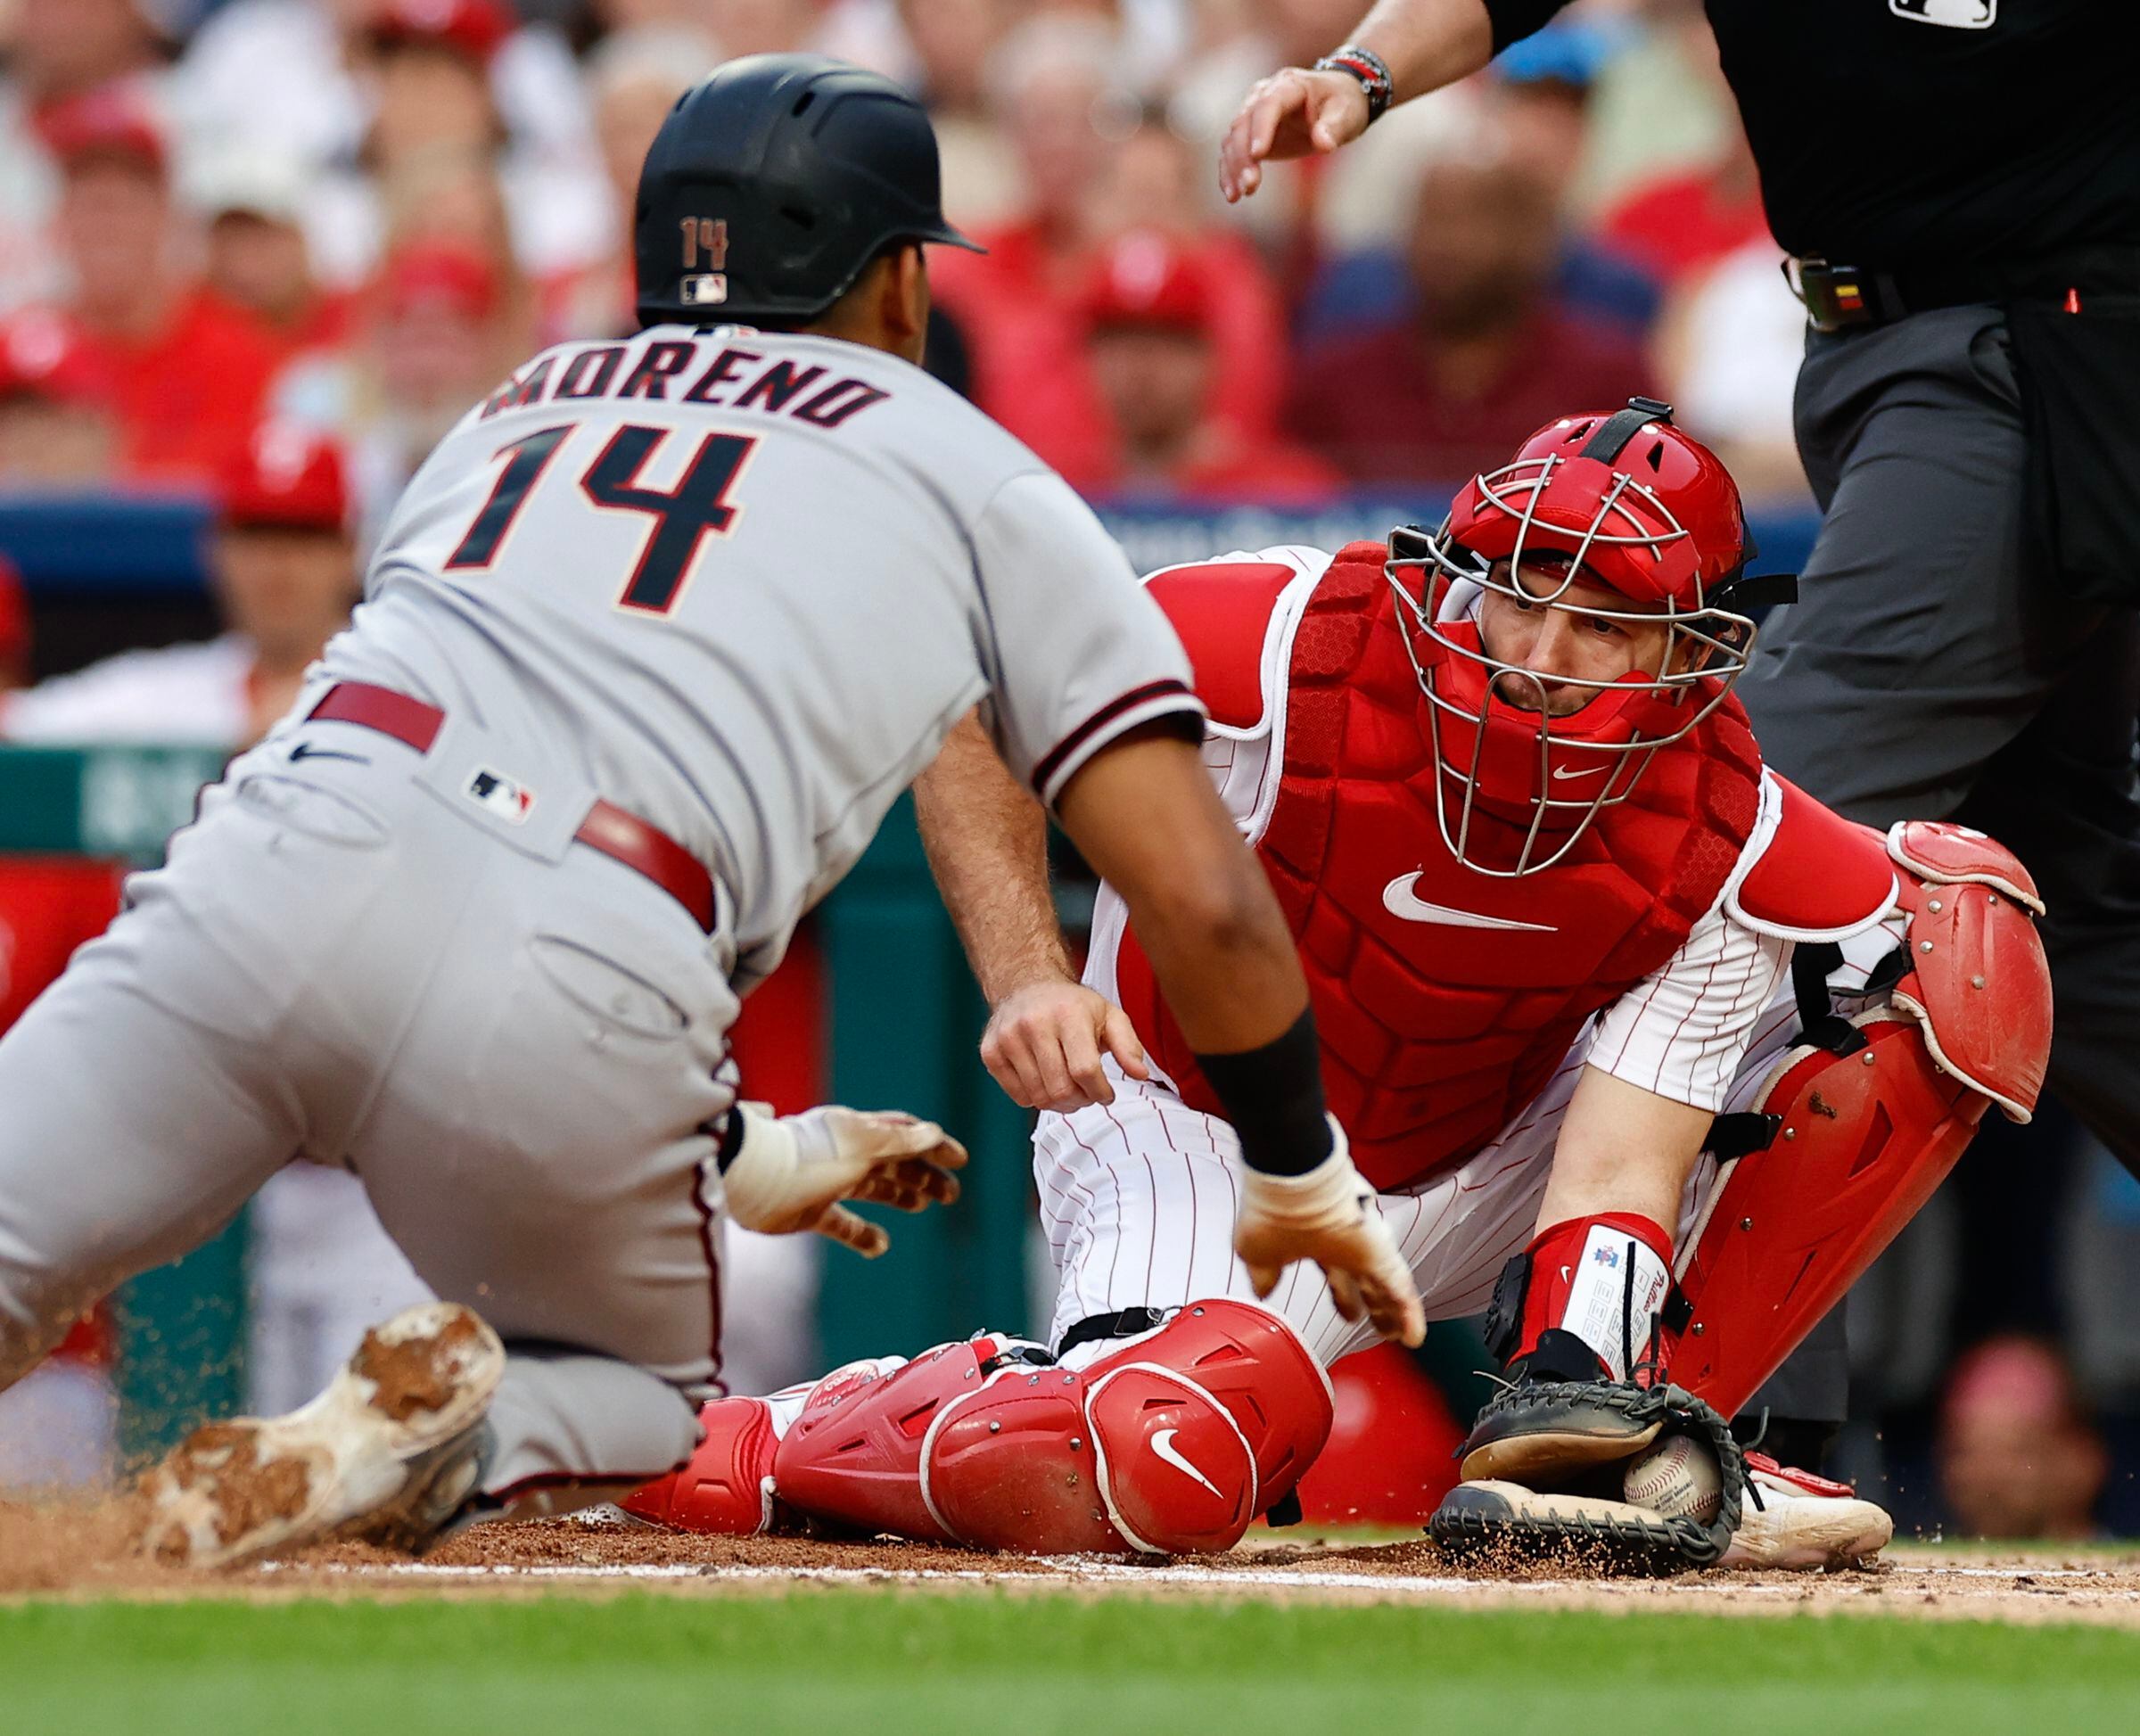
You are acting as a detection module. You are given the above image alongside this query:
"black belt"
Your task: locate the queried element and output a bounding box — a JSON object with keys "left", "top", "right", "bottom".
{"left": 1788, "top": 246, "right": 2140, "bottom": 333}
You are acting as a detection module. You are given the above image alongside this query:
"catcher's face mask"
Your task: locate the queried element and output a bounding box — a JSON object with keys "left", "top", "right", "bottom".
{"left": 1385, "top": 402, "right": 1767, "bottom": 877}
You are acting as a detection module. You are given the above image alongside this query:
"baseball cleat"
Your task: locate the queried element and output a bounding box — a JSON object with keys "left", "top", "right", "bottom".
{"left": 1716, "top": 1452, "right": 1892, "bottom": 1570}
{"left": 142, "top": 1302, "right": 504, "bottom": 1569}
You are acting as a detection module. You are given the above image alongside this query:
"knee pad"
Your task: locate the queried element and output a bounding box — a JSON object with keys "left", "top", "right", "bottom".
{"left": 928, "top": 1299, "right": 1332, "bottom": 1554}
{"left": 1080, "top": 1297, "right": 1334, "bottom": 1524}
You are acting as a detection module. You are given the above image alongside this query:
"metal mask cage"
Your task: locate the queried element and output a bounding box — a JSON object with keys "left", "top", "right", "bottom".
{"left": 1382, "top": 456, "right": 1764, "bottom": 876}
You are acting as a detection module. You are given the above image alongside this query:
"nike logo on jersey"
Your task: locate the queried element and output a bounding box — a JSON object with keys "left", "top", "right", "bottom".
{"left": 286, "top": 741, "right": 369, "bottom": 767}
{"left": 1381, "top": 874, "right": 1559, "bottom": 933}
{"left": 1150, "top": 1428, "right": 1222, "bottom": 1497}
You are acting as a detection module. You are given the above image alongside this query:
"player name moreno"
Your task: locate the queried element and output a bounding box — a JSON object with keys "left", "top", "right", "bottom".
{"left": 479, "top": 334, "right": 890, "bottom": 432}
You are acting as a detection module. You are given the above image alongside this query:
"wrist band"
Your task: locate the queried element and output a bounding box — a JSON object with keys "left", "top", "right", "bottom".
{"left": 1313, "top": 43, "right": 1395, "bottom": 125}
{"left": 716, "top": 1107, "right": 747, "bottom": 1171}
{"left": 1196, "top": 1008, "right": 1334, "bottom": 1176}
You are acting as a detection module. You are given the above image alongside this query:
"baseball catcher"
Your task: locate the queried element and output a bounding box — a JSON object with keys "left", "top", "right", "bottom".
{"left": 624, "top": 401, "right": 2052, "bottom": 1573}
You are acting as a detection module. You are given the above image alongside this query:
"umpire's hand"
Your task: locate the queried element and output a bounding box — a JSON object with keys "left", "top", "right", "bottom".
{"left": 1219, "top": 66, "right": 1371, "bottom": 202}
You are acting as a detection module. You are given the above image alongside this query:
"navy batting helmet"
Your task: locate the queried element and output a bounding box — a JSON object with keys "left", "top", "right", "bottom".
{"left": 634, "top": 53, "right": 982, "bottom": 328}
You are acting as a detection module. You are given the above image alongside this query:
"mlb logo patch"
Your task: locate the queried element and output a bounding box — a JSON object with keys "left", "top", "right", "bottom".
{"left": 1889, "top": 0, "right": 1996, "bottom": 28}
{"left": 466, "top": 768, "right": 534, "bottom": 823}
{"left": 1591, "top": 1246, "right": 1622, "bottom": 1269}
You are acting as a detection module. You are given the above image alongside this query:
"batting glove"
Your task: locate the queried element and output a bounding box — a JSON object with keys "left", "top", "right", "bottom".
{"left": 1234, "top": 1119, "right": 1426, "bottom": 1346}
{"left": 722, "top": 1102, "right": 967, "bottom": 1257}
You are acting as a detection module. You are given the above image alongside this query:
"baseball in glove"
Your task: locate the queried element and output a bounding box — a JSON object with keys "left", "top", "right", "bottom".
{"left": 1428, "top": 1333, "right": 1747, "bottom": 1574}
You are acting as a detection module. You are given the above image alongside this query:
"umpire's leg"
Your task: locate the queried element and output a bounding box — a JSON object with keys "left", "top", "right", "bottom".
{"left": 1742, "top": 304, "right": 2140, "bottom": 1156}
{"left": 1735, "top": 304, "right": 2140, "bottom": 1440}
{"left": 1956, "top": 613, "right": 2140, "bottom": 1167}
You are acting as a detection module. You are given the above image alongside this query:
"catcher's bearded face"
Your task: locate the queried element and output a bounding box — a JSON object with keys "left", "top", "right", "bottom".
{"left": 1477, "top": 557, "right": 1674, "bottom": 717}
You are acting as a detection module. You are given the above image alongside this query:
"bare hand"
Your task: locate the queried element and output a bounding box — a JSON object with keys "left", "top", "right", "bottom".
{"left": 1233, "top": 1127, "right": 1426, "bottom": 1347}
{"left": 1220, "top": 67, "right": 1372, "bottom": 202}
{"left": 980, "top": 981, "right": 1149, "bottom": 1112}
{"left": 723, "top": 1104, "right": 968, "bottom": 1258}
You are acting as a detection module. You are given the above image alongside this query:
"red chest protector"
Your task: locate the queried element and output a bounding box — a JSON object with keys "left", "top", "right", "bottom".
{"left": 1112, "top": 543, "right": 1765, "bottom": 1192}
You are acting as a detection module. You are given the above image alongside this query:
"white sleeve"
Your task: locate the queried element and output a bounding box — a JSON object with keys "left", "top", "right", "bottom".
{"left": 970, "top": 470, "right": 1206, "bottom": 807}
{"left": 1584, "top": 901, "right": 1794, "bottom": 1112}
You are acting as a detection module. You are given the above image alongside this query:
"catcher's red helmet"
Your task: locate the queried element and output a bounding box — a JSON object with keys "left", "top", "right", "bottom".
{"left": 1387, "top": 399, "right": 1778, "bottom": 876}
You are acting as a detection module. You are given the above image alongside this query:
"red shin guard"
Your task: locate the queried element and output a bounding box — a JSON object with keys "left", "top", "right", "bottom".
{"left": 621, "top": 1395, "right": 778, "bottom": 1534}
{"left": 622, "top": 1359, "right": 899, "bottom": 1536}
{"left": 1666, "top": 1016, "right": 1987, "bottom": 1416}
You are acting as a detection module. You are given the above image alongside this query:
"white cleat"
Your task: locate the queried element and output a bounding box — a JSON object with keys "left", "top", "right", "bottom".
{"left": 1718, "top": 1452, "right": 1893, "bottom": 1570}
{"left": 142, "top": 1302, "right": 505, "bottom": 1569}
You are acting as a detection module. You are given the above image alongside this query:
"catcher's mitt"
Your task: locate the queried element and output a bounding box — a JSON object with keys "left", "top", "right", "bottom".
{"left": 1429, "top": 1378, "right": 1746, "bottom": 1573}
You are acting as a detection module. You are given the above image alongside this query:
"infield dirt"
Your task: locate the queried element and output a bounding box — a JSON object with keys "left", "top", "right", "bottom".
{"left": 7, "top": 1494, "right": 2140, "bottom": 1626}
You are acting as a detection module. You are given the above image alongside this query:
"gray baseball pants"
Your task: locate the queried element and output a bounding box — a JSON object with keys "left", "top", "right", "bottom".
{"left": 0, "top": 718, "right": 737, "bottom": 1503}
{"left": 1737, "top": 303, "right": 2140, "bottom": 1423}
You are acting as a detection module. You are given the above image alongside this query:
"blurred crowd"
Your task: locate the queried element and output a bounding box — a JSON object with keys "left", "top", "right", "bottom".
{"left": 0, "top": 0, "right": 1810, "bottom": 530}
{"left": 2, "top": 0, "right": 2136, "bottom": 1538}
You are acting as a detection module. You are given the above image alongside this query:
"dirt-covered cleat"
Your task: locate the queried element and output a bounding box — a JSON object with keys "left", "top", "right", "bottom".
{"left": 141, "top": 1302, "right": 504, "bottom": 1569}
{"left": 622, "top": 1354, "right": 903, "bottom": 1536}
{"left": 1717, "top": 1452, "right": 1893, "bottom": 1570}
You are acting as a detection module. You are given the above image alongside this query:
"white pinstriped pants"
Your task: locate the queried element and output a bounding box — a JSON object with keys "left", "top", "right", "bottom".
{"left": 1033, "top": 992, "right": 1811, "bottom": 1370}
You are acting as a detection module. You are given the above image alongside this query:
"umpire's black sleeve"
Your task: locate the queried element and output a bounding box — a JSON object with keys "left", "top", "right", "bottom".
{"left": 1481, "top": 0, "right": 1577, "bottom": 54}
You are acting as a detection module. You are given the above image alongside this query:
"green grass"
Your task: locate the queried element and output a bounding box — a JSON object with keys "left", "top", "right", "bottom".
{"left": 4, "top": 1590, "right": 2137, "bottom": 1735}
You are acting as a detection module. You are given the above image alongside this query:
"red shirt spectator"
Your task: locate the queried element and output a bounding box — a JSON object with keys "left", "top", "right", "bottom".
{"left": 930, "top": 43, "right": 1288, "bottom": 487}
{"left": 32, "top": 90, "right": 282, "bottom": 487}
{"left": 191, "top": 149, "right": 358, "bottom": 364}
{"left": 1075, "top": 230, "right": 1338, "bottom": 505}
{"left": 0, "top": 556, "right": 29, "bottom": 692}
{"left": 1599, "top": 160, "right": 1769, "bottom": 290}
{"left": 1288, "top": 146, "right": 1655, "bottom": 487}
{"left": 936, "top": 220, "right": 1291, "bottom": 492}
{"left": 0, "top": 310, "right": 119, "bottom": 485}
{"left": 78, "top": 288, "right": 287, "bottom": 484}
{"left": 1288, "top": 309, "right": 1653, "bottom": 488}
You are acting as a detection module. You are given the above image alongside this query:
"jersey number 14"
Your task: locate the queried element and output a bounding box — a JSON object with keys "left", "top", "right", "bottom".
{"left": 445, "top": 423, "right": 758, "bottom": 615}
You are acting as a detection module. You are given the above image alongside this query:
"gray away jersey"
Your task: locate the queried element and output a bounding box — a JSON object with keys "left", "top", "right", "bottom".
{"left": 322, "top": 325, "right": 1203, "bottom": 985}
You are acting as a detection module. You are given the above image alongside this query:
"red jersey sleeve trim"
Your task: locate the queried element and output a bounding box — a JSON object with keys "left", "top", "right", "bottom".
{"left": 1033, "top": 679, "right": 1206, "bottom": 806}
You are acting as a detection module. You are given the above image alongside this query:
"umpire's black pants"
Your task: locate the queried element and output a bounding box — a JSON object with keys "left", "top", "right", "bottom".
{"left": 1734, "top": 302, "right": 2140, "bottom": 1426}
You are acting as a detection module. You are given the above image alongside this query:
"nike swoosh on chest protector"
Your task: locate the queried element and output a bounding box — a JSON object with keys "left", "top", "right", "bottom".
{"left": 1380, "top": 873, "right": 1560, "bottom": 933}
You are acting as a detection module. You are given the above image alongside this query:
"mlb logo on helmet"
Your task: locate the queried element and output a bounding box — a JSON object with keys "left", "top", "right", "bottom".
{"left": 1889, "top": 0, "right": 1996, "bottom": 27}
{"left": 466, "top": 768, "right": 533, "bottom": 823}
